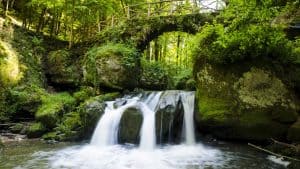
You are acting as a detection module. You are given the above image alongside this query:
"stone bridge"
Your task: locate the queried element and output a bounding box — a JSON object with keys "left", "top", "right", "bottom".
{"left": 97, "top": 13, "right": 215, "bottom": 51}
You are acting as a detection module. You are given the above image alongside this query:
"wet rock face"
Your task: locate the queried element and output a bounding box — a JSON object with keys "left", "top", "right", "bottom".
{"left": 117, "top": 91, "right": 189, "bottom": 144}
{"left": 195, "top": 64, "right": 299, "bottom": 141}
{"left": 118, "top": 108, "right": 143, "bottom": 144}
{"left": 78, "top": 93, "right": 120, "bottom": 139}
{"left": 155, "top": 91, "right": 184, "bottom": 144}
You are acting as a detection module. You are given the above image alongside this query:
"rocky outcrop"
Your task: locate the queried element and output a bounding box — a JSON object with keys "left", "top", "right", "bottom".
{"left": 118, "top": 108, "right": 143, "bottom": 143}
{"left": 83, "top": 44, "right": 140, "bottom": 90}
{"left": 78, "top": 93, "right": 120, "bottom": 139}
{"left": 46, "top": 50, "right": 81, "bottom": 88}
{"left": 195, "top": 64, "right": 299, "bottom": 141}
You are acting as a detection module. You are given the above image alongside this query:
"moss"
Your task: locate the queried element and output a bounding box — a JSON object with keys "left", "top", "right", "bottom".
{"left": 42, "top": 132, "right": 60, "bottom": 141}
{"left": 54, "top": 112, "right": 82, "bottom": 141}
{"left": 10, "top": 123, "right": 24, "bottom": 133}
{"left": 197, "top": 95, "right": 231, "bottom": 122}
{"left": 73, "top": 87, "right": 95, "bottom": 103}
{"left": 0, "top": 40, "right": 23, "bottom": 86}
{"left": 195, "top": 64, "right": 296, "bottom": 141}
{"left": 234, "top": 68, "right": 293, "bottom": 108}
{"left": 83, "top": 43, "right": 140, "bottom": 90}
{"left": 78, "top": 92, "right": 120, "bottom": 139}
{"left": 27, "top": 122, "right": 47, "bottom": 138}
{"left": 36, "top": 92, "right": 76, "bottom": 129}
{"left": 6, "top": 85, "right": 46, "bottom": 120}
{"left": 47, "top": 49, "right": 81, "bottom": 86}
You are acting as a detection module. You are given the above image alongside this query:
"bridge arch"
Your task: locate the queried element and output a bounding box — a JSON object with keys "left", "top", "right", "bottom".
{"left": 98, "top": 13, "right": 214, "bottom": 51}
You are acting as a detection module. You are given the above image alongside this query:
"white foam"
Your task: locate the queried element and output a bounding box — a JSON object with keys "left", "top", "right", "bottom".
{"left": 267, "top": 155, "right": 290, "bottom": 167}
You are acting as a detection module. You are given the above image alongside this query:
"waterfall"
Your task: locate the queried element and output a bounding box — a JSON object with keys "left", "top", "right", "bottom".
{"left": 181, "top": 92, "right": 196, "bottom": 145}
{"left": 139, "top": 92, "right": 162, "bottom": 150}
{"left": 90, "top": 98, "right": 139, "bottom": 146}
{"left": 90, "top": 91, "right": 196, "bottom": 149}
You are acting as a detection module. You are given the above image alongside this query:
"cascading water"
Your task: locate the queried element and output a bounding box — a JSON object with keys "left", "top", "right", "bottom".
{"left": 17, "top": 91, "right": 289, "bottom": 169}
{"left": 180, "top": 91, "right": 196, "bottom": 145}
{"left": 90, "top": 97, "right": 139, "bottom": 146}
{"left": 90, "top": 91, "right": 195, "bottom": 148}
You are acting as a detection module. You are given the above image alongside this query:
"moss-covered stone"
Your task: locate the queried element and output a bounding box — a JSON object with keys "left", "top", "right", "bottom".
{"left": 73, "top": 86, "right": 95, "bottom": 103}
{"left": 287, "top": 118, "right": 300, "bottom": 143}
{"left": 47, "top": 49, "right": 81, "bottom": 87}
{"left": 54, "top": 112, "right": 82, "bottom": 141}
{"left": 6, "top": 85, "right": 46, "bottom": 120}
{"left": 42, "top": 132, "right": 60, "bottom": 141}
{"left": 195, "top": 64, "right": 298, "bottom": 141}
{"left": 9, "top": 123, "right": 24, "bottom": 134}
{"left": 83, "top": 43, "right": 140, "bottom": 90}
{"left": 36, "top": 92, "right": 76, "bottom": 129}
{"left": 0, "top": 40, "right": 23, "bottom": 86}
{"left": 78, "top": 92, "right": 120, "bottom": 139}
{"left": 27, "top": 122, "right": 47, "bottom": 138}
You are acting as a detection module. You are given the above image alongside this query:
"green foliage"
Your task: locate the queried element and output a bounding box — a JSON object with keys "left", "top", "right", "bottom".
{"left": 192, "top": 1, "right": 295, "bottom": 65}
{"left": 54, "top": 112, "right": 82, "bottom": 141}
{"left": 140, "top": 58, "right": 169, "bottom": 89}
{"left": 36, "top": 92, "right": 76, "bottom": 129}
{"left": 27, "top": 122, "right": 47, "bottom": 138}
{"left": 84, "top": 43, "right": 140, "bottom": 89}
{"left": 193, "top": 23, "right": 292, "bottom": 64}
{"left": 86, "top": 43, "right": 139, "bottom": 69}
{"left": 73, "top": 87, "right": 95, "bottom": 103}
{"left": 5, "top": 84, "right": 46, "bottom": 119}
{"left": 292, "top": 38, "right": 300, "bottom": 64}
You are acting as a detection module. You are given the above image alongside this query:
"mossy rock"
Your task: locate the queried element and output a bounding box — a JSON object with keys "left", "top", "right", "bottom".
{"left": 36, "top": 92, "right": 76, "bottom": 129}
{"left": 118, "top": 108, "right": 143, "bottom": 144}
{"left": 47, "top": 49, "right": 81, "bottom": 87}
{"left": 42, "top": 132, "right": 60, "bottom": 141}
{"left": 9, "top": 123, "right": 24, "bottom": 134}
{"left": 0, "top": 40, "right": 23, "bottom": 87}
{"left": 195, "top": 64, "right": 298, "bottom": 141}
{"left": 27, "top": 122, "right": 47, "bottom": 138}
{"left": 54, "top": 112, "right": 82, "bottom": 141}
{"left": 83, "top": 43, "right": 140, "bottom": 90}
{"left": 73, "top": 86, "right": 95, "bottom": 103}
{"left": 6, "top": 85, "right": 46, "bottom": 120}
{"left": 287, "top": 118, "right": 300, "bottom": 143}
{"left": 79, "top": 92, "right": 120, "bottom": 139}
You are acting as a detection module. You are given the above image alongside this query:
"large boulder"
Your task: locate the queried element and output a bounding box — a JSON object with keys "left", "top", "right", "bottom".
{"left": 78, "top": 93, "right": 120, "bottom": 139}
{"left": 83, "top": 43, "right": 140, "bottom": 90}
{"left": 155, "top": 91, "right": 185, "bottom": 144}
{"left": 195, "top": 64, "right": 298, "bottom": 141}
{"left": 118, "top": 108, "right": 143, "bottom": 144}
{"left": 46, "top": 50, "right": 81, "bottom": 88}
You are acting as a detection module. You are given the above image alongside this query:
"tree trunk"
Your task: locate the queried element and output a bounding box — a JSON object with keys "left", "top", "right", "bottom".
{"left": 154, "top": 39, "right": 159, "bottom": 61}
{"left": 36, "top": 7, "right": 47, "bottom": 33}
{"left": 5, "top": 0, "right": 9, "bottom": 16}
{"left": 69, "top": 0, "right": 75, "bottom": 49}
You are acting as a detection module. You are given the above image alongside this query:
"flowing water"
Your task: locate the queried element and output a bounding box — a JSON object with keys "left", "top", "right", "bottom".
{"left": 0, "top": 91, "right": 293, "bottom": 169}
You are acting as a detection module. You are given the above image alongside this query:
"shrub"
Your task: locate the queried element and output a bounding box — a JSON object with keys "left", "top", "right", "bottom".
{"left": 36, "top": 92, "right": 76, "bottom": 129}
